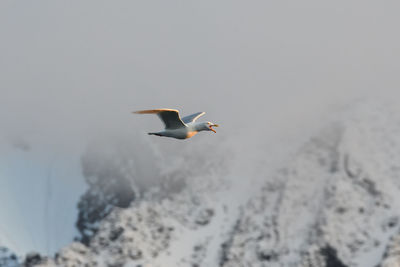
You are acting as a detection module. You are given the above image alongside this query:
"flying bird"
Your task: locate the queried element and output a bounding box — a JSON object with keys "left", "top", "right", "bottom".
{"left": 133, "top": 108, "right": 219, "bottom": 139}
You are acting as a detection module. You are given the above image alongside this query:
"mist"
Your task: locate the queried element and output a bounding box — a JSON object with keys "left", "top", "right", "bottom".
{"left": 1, "top": 0, "right": 400, "bottom": 259}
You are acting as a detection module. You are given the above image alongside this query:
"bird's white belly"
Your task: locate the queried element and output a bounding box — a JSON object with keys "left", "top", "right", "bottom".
{"left": 163, "top": 128, "right": 191, "bottom": 139}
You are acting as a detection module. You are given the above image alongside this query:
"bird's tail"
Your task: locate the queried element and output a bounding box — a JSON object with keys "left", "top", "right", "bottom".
{"left": 148, "top": 132, "right": 162, "bottom": 136}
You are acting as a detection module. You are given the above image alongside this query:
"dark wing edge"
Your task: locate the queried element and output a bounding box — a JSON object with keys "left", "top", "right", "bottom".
{"left": 133, "top": 108, "right": 179, "bottom": 114}
{"left": 181, "top": 112, "right": 206, "bottom": 124}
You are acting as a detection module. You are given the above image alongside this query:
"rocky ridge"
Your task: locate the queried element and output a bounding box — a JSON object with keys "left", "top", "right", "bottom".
{"left": 11, "top": 103, "right": 400, "bottom": 267}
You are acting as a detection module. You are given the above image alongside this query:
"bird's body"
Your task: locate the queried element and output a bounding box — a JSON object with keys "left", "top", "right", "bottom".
{"left": 133, "top": 109, "right": 219, "bottom": 140}
{"left": 148, "top": 121, "right": 205, "bottom": 139}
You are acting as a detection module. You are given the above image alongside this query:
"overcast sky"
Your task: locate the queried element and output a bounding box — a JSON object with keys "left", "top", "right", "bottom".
{"left": 1, "top": 0, "right": 400, "bottom": 256}
{"left": 1, "top": 0, "right": 400, "bottom": 147}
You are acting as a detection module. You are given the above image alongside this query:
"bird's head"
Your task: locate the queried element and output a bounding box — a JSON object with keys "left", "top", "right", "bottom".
{"left": 204, "top": 121, "right": 219, "bottom": 133}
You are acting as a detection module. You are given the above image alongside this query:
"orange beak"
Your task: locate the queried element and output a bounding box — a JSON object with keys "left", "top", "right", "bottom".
{"left": 210, "top": 124, "right": 219, "bottom": 133}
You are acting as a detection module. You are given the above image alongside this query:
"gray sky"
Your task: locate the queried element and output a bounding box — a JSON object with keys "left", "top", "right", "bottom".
{"left": 1, "top": 0, "right": 400, "bottom": 148}
{"left": 1, "top": 0, "right": 400, "bottom": 256}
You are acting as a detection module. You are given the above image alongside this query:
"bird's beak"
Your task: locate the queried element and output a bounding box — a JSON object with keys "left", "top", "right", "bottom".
{"left": 210, "top": 124, "right": 219, "bottom": 133}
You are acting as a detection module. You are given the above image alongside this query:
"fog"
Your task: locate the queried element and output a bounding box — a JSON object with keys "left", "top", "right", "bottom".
{"left": 1, "top": 0, "right": 400, "bottom": 257}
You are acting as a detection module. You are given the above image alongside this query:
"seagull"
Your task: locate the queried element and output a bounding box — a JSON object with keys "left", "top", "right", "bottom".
{"left": 133, "top": 108, "right": 219, "bottom": 139}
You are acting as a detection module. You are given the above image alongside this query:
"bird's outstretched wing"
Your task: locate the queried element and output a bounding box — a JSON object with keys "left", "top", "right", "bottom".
{"left": 181, "top": 112, "right": 205, "bottom": 124}
{"left": 133, "top": 109, "right": 186, "bottom": 129}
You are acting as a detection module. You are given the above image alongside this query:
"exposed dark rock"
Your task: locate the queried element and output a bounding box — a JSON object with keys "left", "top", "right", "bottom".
{"left": 24, "top": 252, "right": 43, "bottom": 267}
{"left": 258, "top": 250, "right": 279, "bottom": 262}
{"left": 109, "top": 227, "right": 125, "bottom": 241}
{"left": 336, "top": 207, "right": 347, "bottom": 214}
{"left": 219, "top": 218, "right": 241, "bottom": 266}
{"left": 194, "top": 209, "right": 214, "bottom": 226}
{"left": 387, "top": 217, "right": 398, "bottom": 228}
{"left": 320, "top": 245, "right": 348, "bottom": 267}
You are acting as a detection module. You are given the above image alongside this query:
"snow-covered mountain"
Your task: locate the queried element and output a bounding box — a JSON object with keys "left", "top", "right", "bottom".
{"left": 9, "top": 102, "right": 400, "bottom": 267}
{"left": 222, "top": 104, "right": 400, "bottom": 267}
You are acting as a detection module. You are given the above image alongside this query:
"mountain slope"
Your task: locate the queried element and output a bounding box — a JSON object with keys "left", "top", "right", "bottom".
{"left": 33, "top": 103, "right": 400, "bottom": 267}
{"left": 223, "top": 104, "right": 400, "bottom": 267}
